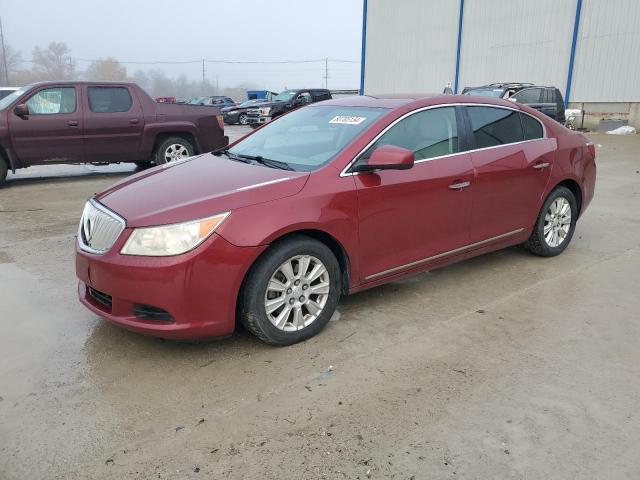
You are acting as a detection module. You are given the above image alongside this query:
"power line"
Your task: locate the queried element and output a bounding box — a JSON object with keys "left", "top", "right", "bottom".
{"left": 70, "top": 57, "right": 358, "bottom": 65}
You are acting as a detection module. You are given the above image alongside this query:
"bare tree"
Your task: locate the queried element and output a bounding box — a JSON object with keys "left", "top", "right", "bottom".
{"left": 85, "top": 57, "right": 128, "bottom": 81}
{"left": 31, "top": 42, "right": 75, "bottom": 80}
{"left": 0, "top": 44, "right": 23, "bottom": 85}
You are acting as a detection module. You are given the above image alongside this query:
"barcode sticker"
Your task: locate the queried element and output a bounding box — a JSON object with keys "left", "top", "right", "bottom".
{"left": 329, "top": 115, "right": 366, "bottom": 125}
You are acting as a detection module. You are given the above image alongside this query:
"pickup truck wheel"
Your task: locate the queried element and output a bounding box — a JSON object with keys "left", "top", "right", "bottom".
{"left": 155, "top": 137, "right": 194, "bottom": 165}
{"left": 0, "top": 157, "right": 8, "bottom": 186}
{"left": 238, "top": 113, "right": 248, "bottom": 125}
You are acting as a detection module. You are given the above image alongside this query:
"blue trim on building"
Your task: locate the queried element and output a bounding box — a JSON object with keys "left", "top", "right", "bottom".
{"left": 565, "top": 0, "right": 583, "bottom": 107}
{"left": 454, "top": 0, "right": 465, "bottom": 94}
{"left": 359, "top": 0, "right": 368, "bottom": 95}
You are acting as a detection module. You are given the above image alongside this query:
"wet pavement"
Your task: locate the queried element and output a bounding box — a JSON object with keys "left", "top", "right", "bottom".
{"left": 1, "top": 132, "right": 640, "bottom": 479}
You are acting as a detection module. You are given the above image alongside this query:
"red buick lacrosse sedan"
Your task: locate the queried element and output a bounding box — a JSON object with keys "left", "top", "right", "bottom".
{"left": 76, "top": 94, "right": 596, "bottom": 345}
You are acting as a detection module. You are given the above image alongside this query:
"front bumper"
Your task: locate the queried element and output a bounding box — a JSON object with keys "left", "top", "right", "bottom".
{"left": 246, "top": 115, "right": 271, "bottom": 125}
{"left": 76, "top": 232, "right": 266, "bottom": 339}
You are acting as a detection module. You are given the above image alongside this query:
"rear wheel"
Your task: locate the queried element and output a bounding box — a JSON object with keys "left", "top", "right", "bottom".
{"left": 0, "top": 156, "right": 8, "bottom": 186}
{"left": 155, "top": 137, "right": 194, "bottom": 165}
{"left": 239, "top": 236, "right": 341, "bottom": 346}
{"left": 525, "top": 186, "right": 577, "bottom": 257}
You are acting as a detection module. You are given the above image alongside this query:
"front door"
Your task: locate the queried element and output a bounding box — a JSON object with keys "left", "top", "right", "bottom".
{"left": 8, "top": 85, "right": 84, "bottom": 165}
{"left": 353, "top": 106, "right": 474, "bottom": 282}
{"left": 82, "top": 85, "right": 144, "bottom": 162}
{"left": 464, "top": 106, "right": 554, "bottom": 243}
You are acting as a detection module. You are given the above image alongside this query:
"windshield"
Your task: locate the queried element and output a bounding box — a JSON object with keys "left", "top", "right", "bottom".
{"left": 463, "top": 87, "right": 505, "bottom": 97}
{"left": 273, "top": 90, "right": 297, "bottom": 102}
{"left": 228, "top": 105, "right": 385, "bottom": 172}
{"left": 0, "top": 88, "right": 27, "bottom": 110}
{"left": 239, "top": 100, "right": 260, "bottom": 107}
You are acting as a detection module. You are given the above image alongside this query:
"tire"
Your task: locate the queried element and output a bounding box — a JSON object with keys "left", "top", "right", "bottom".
{"left": 238, "top": 113, "right": 248, "bottom": 125}
{"left": 524, "top": 186, "right": 577, "bottom": 257}
{"left": 155, "top": 137, "right": 194, "bottom": 165}
{"left": 239, "top": 235, "right": 342, "bottom": 346}
{"left": 0, "top": 156, "right": 7, "bottom": 187}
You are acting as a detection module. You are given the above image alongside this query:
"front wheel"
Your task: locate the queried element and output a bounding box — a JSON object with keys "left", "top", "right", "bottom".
{"left": 239, "top": 236, "right": 341, "bottom": 346}
{"left": 238, "top": 113, "right": 248, "bottom": 125}
{"left": 155, "top": 137, "right": 194, "bottom": 165}
{"left": 525, "top": 186, "right": 577, "bottom": 257}
{"left": 0, "top": 156, "right": 7, "bottom": 186}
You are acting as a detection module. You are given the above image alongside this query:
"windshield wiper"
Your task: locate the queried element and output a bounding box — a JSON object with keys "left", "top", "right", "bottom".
{"left": 237, "top": 154, "right": 294, "bottom": 171}
{"left": 213, "top": 149, "right": 251, "bottom": 164}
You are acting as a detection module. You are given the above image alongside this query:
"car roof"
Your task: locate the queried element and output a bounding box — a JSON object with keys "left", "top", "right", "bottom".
{"left": 315, "top": 93, "right": 520, "bottom": 110}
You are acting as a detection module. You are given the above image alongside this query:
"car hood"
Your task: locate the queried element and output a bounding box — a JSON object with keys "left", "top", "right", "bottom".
{"left": 96, "top": 154, "right": 309, "bottom": 227}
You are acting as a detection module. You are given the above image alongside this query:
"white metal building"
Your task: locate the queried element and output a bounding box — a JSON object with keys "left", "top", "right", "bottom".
{"left": 360, "top": 0, "right": 640, "bottom": 128}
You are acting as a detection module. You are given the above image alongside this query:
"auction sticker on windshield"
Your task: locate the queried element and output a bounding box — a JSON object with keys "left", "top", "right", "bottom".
{"left": 329, "top": 115, "right": 366, "bottom": 125}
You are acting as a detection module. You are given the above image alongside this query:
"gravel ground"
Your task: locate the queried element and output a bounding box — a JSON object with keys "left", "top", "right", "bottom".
{"left": 1, "top": 131, "right": 639, "bottom": 479}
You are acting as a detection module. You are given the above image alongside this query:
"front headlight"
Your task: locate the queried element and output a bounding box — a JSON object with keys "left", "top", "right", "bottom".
{"left": 259, "top": 107, "right": 271, "bottom": 115}
{"left": 120, "top": 212, "right": 229, "bottom": 256}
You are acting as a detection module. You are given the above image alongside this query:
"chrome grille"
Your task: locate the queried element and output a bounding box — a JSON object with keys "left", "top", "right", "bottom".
{"left": 247, "top": 108, "right": 260, "bottom": 115}
{"left": 78, "top": 199, "right": 126, "bottom": 254}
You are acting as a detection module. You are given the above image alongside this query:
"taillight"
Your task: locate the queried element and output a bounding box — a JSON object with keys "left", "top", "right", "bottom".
{"left": 216, "top": 114, "right": 224, "bottom": 129}
{"left": 586, "top": 142, "right": 596, "bottom": 160}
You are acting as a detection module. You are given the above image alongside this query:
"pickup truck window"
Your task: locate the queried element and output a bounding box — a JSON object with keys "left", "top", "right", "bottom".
{"left": 26, "top": 87, "right": 76, "bottom": 115}
{"left": 88, "top": 86, "right": 132, "bottom": 113}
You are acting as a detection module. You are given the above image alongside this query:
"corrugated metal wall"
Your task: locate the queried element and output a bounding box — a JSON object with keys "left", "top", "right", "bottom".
{"left": 458, "top": 0, "right": 574, "bottom": 93}
{"left": 364, "top": 0, "right": 459, "bottom": 93}
{"left": 571, "top": 0, "right": 640, "bottom": 102}
{"left": 363, "top": 0, "right": 640, "bottom": 103}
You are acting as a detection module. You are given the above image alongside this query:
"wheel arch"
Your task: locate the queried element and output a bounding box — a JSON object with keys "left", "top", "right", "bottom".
{"left": 153, "top": 132, "right": 198, "bottom": 156}
{"left": 554, "top": 178, "right": 583, "bottom": 216}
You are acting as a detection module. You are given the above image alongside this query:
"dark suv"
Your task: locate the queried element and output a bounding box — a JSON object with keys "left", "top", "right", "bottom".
{"left": 246, "top": 89, "right": 332, "bottom": 127}
{"left": 463, "top": 83, "right": 565, "bottom": 123}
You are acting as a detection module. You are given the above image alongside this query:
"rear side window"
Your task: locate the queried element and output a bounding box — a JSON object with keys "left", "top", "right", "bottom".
{"left": 88, "top": 87, "right": 133, "bottom": 113}
{"left": 363, "top": 107, "right": 458, "bottom": 161}
{"left": 512, "top": 88, "right": 543, "bottom": 104}
{"left": 520, "top": 113, "right": 544, "bottom": 140}
{"left": 26, "top": 87, "right": 76, "bottom": 115}
{"left": 467, "top": 106, "right": 523, "bottom": 148}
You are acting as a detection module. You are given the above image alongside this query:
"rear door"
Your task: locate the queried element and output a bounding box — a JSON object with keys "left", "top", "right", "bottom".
{"left": 83, "top": 85, "right": 144, "bottom": 162}
{"left": 8, "top": 85, "right": 84, "bottom": 165}
{"left": 353, "top": 106, "right": 474, "bottom": 281}
{"left": 464, "top": 106, "right": 554, "bottom": 243}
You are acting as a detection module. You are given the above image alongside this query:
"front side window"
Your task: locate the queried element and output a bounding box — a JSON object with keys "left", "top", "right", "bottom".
{"left": 88, "top": 87, "right": 132, "bottom": 113}
{"left": 467, "top": 106, "right": 523, "bottom": 148}
{"left": 273, "top": 90, "right": 297, "bottom": 102}
{"left": 512, "top": 88, "right": 543, "bottom": 104}
{"left": 521, "top": 113, "right": 544, "bottom": 140}
{"left": 361, "top": 107, "right": 458, "bottom": 162}
{"left": 26, "top": 87, "right": 76, "bottom": 115}
{"left": 228, "top": 105, "right": 384, "bottom": 171}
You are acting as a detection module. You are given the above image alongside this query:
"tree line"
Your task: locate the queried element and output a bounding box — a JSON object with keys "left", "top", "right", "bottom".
{"left": 0, "top": 41, "right": 257, "bottom": 101}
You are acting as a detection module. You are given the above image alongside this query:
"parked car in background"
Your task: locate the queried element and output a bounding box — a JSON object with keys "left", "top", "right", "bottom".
{"left": 0, "top": 87, "right": 19, "bottom": 100}
{"left": 75, "top": 94, "right": 595, "bottom": 345}
{"left": 246, "top": 89, "right": 332, "bottom": 127}
{"left": 188, "top": 96, "right": 236, "bottom": 109}
{"left": 155, "top": 96, "right": 176, "bottom": 103}
{"left": 0, "top": 81, "right": 228, "bottom": 185}
{"left": 222, "top": 99, "right": 268, "bottom": 125}
{"left": 463, "top": 83, "right": 566, "bottom": 123}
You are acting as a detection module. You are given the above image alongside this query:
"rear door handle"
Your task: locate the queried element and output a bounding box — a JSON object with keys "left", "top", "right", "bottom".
{"left": 67, "top": 120, "right": 79, "bottom": 127}
{"left": 129, "top": 118, "right": 140, "bottom": 124}
{"left": 533, "top": 162, "right": 550, "bottom": 170}
{"left": 449, "top": 181, "right": 471, "bottom": 190}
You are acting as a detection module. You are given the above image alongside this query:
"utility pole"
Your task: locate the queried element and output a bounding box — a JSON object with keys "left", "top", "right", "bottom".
{"left": 323, "top": 57, "right": 329, "bottom": 89}
{"left": 201, "top": 59, "right": 205, "bottom": 86}
{"left": 0, "top": 17, "right": 9, "bottom": 85}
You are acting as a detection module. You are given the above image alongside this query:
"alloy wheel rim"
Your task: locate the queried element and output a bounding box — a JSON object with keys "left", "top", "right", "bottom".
{"left": 544, "top": 197, "right": 572, "bottom": 247}
{"left": 164, "top": 144, "right": 189, "bottom": 162}
{"left": 239, "top": 114, "right": 248, "bottom": 125}
{"left": 264, "top": 255, "right": 330, "bottom": 331}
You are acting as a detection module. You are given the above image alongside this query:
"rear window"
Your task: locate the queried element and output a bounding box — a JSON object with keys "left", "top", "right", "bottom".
{"left": 467, "top": 106, "right": 523, "bottom": 148}
{"left": 88, "top": 87, "right": 133, "bottom": 113}
{"left": 512, "top": 88, "right": 543, "bottom": 104}
{"left": 520, "top": 113, "right": 544, "bottom": 140}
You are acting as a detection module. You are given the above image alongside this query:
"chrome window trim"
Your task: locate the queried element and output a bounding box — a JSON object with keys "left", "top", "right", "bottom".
{"left": 339, "top": 103, "right": 547, "bottom": 177}
{"left": 77, "top": 198, "right": 126, "bottom": 255}
{"left": 364, "top": 228, "right": 524, "bottom": 281}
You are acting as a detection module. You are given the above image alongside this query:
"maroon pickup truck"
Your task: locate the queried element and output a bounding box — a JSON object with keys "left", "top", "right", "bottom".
{"left": 0, "top": 81, "right": 228, "bottom": 185}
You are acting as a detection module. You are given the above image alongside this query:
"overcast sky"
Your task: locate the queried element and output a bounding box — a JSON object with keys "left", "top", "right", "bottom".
{"left": 1, "top": 0, "right": 363, "bottom": 90}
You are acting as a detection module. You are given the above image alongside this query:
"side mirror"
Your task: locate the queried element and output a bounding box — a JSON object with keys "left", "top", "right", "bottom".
{"left": 352, "top": 145, "right": 414, "bottom": 173}
{"left": 14, "top": 103, "right": 29, "bottom": 118}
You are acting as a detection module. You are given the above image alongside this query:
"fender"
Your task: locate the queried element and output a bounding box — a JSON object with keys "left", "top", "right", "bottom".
{"left": 140, "top": 122, "right": 202, "bottom": 155}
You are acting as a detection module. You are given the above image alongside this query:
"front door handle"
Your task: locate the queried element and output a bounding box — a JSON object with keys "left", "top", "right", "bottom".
{"left": 533, "top": 162, "right": 550, "bottom": 170}
{"left": 67, "top": 120, "right": 79, "bottom": 127}
{"left": 449, "top": 181, "right": 471, "bottom": 190}
{"left": 129, "top": 118, "right": 140, "bottom": 124}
